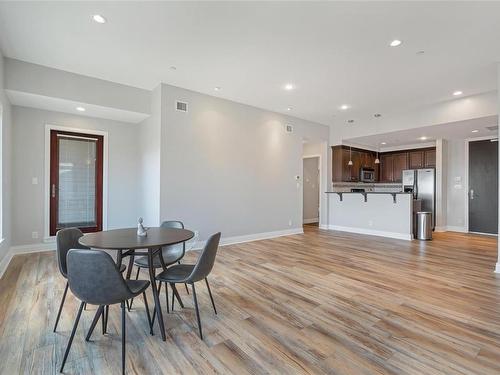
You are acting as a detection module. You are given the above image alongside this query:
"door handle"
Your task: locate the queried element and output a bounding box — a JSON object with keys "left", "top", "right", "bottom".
{"left": 470, "top": 189, "right": 474, "bottom": 200}
{"left": 51, "top": 184, "right": 56, "bottom": 198}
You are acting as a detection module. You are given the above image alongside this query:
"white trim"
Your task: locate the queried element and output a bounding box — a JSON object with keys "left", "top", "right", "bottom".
{"left": 468, "top": 231, "right": 498, "bottom": 237}
{"left": 327, "top": 225, "right": 413, "bottom": 241}
{"left": 445, "top": 226, "right": 467, "bottom": 233}
{"left": 303, "top": 218, "right": 319, "bottom": 224}
{"left": 302, "top": 153, "right": 322, "bottom": 227}
{"left": 0, "top": 242, "right": 56, "bottom": 279}
{"left": 464, "top": 135, "right": 498, "bottom": 233}
{"left": 190, "top": 228, "right": 304, "bottom": 250}
{"left": 495, "top": 263, "right": 500, "bottom": 273}
{"left": 434, "top": 226, "right": 447, "bottom": 232}
{"left": 319, "top": 224, "right": 329, "bottom": 230}
{"left": 44, "top": 124, "right": 109, "bottom": 240}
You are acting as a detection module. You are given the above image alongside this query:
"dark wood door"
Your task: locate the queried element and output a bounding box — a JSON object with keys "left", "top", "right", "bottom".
{"left": 380, "top": 154, "right": 394, "bottom": 182}
{"left": 50, "top": 130, "right": 104, "bottom": 236}
{"left": 392, "top": 153, "right": 408, "bottom": 182}
{"left": 424, "top": 149, "right": 436, "bottom": 168}
{"left": 468, "top": 140, "right": 498, "bottom": 234}
{"left": 409, "top": 151, "right": 424, "bottom": 169}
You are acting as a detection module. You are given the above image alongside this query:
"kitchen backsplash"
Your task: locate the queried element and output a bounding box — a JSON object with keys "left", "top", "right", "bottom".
{"left": 331, "top": 182, "right": 402, "bottom": 193}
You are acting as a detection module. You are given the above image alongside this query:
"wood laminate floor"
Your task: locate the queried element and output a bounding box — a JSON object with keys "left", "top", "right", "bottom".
{"left": 0, "top": 227, "right": 499, "bottom": 374}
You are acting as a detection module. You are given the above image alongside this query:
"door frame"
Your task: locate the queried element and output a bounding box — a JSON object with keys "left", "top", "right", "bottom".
{"left": 44, "top": 124, "right": 109, "bottom": 241}
{"left": 464, "top": 135, "right": 498, "bottom": 235}
{"left": 302, "top": 154, "right": 322, "bottom": 225}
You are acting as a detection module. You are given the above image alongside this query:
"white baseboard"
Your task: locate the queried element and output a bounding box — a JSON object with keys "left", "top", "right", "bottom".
{"left": 445, "top": 226, "right": 467, "bottom": 233}
{"left": 434, "top": 226, "right": 446, "bottom": 233}
{"left": 319, "top": 224, "right": 329, "bottom": 230}
{"left": 0, "top": 228, "right": 304, "bottom": 278}
{"left": 495, "top": 263, "right": 500, "bottom": 274}
{"left": 303, "top": 218, "right": 319, "bottom": 224}
{"left": 190, "top": 227, "right": 304, "bottom": 250}
{"left": 0, "top": 242, "right": 56, "bottom": 279}
{"left": 327, "top": 225, "right": 413, "bottom": 241}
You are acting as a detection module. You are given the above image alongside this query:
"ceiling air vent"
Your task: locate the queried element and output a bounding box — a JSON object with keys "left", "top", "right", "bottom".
{"left": 176, "top": 101, "right": 188, "bottom": 112}
{"left": 285, "top": 124, "right": 293, "bottom": 133}
{"left": 486, "top": 125, "right": 498, "bottom": 131}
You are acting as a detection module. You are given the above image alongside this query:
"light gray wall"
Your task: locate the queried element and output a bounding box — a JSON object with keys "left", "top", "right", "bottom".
{"left": 138, "top": 84, "right": 162, "bottom": 227}
{"left": 0, "top": 54, "right": 12, "bottom": 262}
{"left": 5, "top": 58, "right": 151, "bottom": 115}
{"left": 159, "top": 84, "right": 330, "bottom": 240}
{"left": 446, "top": 139, "right": 467, "bottom": 230}
{"left": 303, "top": 157, "right": 319, "bottom": 221}
{"left": 11, "top": 106, "right": 140, "bottom": 246}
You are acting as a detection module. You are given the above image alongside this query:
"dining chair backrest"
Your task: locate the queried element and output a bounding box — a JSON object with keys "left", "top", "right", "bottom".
{"left": 160, "top": 220, "right": 186, "bottom": 257}
{"left": 67, "top": 249, "right": 133, "bottom": 306}
{"left": 56, "top": 228, "right": 89, "bottom": 278}
{"left": 188, "top": 232, "right": 221, "bottom": 283}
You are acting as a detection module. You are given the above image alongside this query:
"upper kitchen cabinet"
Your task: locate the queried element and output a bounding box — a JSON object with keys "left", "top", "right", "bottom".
{"left": 409, "top": 150, "right": 424, "bottom": 169}
{"left": 380, "top": 154, "right": 394, "bottom": 182}
{"left": 331, "top": 146, "right": 378, "bottom": 182}
{"left": 392, "top": 152, "right": 408, "bottom": 182}
{"left": 424, "top": 149, "right": 436, "bottom": 167}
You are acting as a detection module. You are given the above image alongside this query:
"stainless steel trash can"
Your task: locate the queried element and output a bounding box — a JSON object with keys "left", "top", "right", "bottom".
{"left": 416, "top": 212, "right": 432, "bottom": 240}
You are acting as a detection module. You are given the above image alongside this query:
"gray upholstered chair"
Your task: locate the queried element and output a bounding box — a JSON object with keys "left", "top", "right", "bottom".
{"left": 155, "top": 232, "right": 221, "bottom": 340}
{"left": 60, "top": 249, "right": 151, "bottom": 375}
{"left": 53, "top": 228, "right": 125, "bottom": 332}
{"left": 130, "top": 220, "right": 188, "bottom": 312}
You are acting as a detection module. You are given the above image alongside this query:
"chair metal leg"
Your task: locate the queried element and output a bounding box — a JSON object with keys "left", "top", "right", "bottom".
{"left": 192, "top": 283, "right": 203, "bottom": 340}
{"left": 60, "top": 301, "right": 85, "bottom": 373}
{"left": 171, "top": 283, "right": 184, "bottom": 308}
{"left": 53, "top": 281, "right": 69, "bottom": 332}
{"left": 205, "top": 277, "right": 217, "bottom": 315}
{"left": 165, "top": 282, "right": 170, "bottom": 314}
{"left": 171, "top": 283, "right": 175, "bottom": 311}
{"left": 128, "top": 266, "right": 141, "bottom": 310}
{"left": 84, "top": 302, "right": 87, "bottom": 311}
{"left": 121, "top": 301, "right": 126, "bottom": 375}
{"left": 104, "top": 305, "right": 109, "bottom": 334}
{"left": 86, "top": 305, "right": 104, "bottom": 342}
{"left": 151, "top": 281, "right": 163, "bottom": 327}
{"left": 142, "top": 291, "right": 153, "bottom": 335}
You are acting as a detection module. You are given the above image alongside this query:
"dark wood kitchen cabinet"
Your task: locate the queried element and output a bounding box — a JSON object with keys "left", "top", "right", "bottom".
{"left": 380, "top": 154, "right": 394, "bottom": 182}
{"left": 424, "top": 149, "right": 436, "bottom": 167}
{"left": 409, "top": 150, "right": 424, "bottom": 169}
{"left": 392, "top": 152, "right": 408, "bottom": 182}
{"left": 332, "top": 146, "right": 378, "bottom": 182}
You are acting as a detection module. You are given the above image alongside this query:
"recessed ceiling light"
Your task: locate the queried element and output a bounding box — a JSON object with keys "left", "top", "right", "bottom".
{"left": 374, "top": 113, "right": 382, "bottom": 118}
{"left": 347, "top": 119, "right": 354, "bottom": 124}
{"left": 76, "top": 106, "right": 86, "bottom": 112}
{"left": 381, "top": 142, "right": 387, "bottom": 145}
{"left": 214, "top": 86, "right": 221, "bottom": 91}
{"left": 453, "top": 90, "right": 463, "bottom": 96}
{"left": 389, "top": 39, "right": 402, "bottom": 47}
{"left": 92, "top": 14, "right": 106, "bottom": 24}
{"left": 471, "top": 130, "right": 479, "bottom": 133}
{"left": 340, "top": 104, "right": 350, "bottom": 110}
{"left": 169, "top": 66, "right": 177, "bottom": 70}
{"left": 419, "top": 136, "right": 428, "bottom": 141}
{"left": 284, "top": 83, "right": 295, "bottom": 91}
{"left": 416, "top": 50, "right": 425, "bottom": 55}
{"left": 287, "top": 107, "right": 292, "bottom": 111}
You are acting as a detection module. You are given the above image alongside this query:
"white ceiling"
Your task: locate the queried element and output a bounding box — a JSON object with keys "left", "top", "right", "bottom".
{"left": 347, "top": 115, "right": 498, "bottom": 150}
{"left": 1, "top": 2, "right": 500, "bottom": 126}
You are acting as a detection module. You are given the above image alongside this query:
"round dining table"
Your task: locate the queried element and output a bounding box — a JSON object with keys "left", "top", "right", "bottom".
{"left": 79, "top": 227, "right": 194, "bottom": 341}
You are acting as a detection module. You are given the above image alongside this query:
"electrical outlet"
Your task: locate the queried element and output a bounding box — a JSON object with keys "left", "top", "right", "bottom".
{"left": 368, "top": 220, "right": 373, "bottom": 227}
{"left": 288, "top": 219, "right": 292, "bottom": 226}
{"left": 32, "top": 177, "right": 38, "bottom": 185}
{"left": 32, "top": 231, "right": 39, "bottom": 239}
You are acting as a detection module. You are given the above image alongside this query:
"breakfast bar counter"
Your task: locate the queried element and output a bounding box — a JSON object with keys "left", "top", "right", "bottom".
{"left": 325, "top": 191, "right": 414, "bottom": 240}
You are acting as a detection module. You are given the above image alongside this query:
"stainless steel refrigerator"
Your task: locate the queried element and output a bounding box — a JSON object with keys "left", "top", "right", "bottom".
{"left": 402, "top": 168, "right": 436, "bottom": 229}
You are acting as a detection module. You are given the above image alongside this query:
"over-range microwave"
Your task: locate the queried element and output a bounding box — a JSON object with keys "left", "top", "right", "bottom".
{"left": 360, "top": 167, "right": 375, "bottom": 182}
